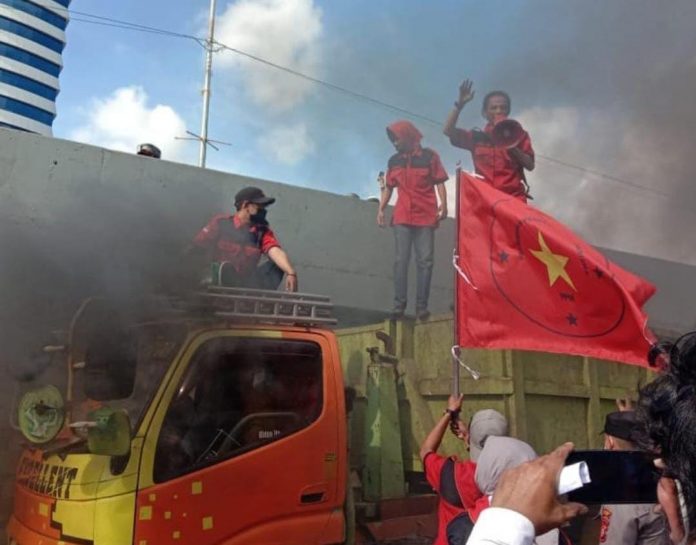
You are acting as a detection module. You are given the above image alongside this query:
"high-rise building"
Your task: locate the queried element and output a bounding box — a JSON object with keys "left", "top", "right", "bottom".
{"left": 0, "top": 0, "right": 71, "bottom": 135}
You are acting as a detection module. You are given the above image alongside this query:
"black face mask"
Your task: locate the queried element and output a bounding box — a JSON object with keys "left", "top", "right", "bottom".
{"left": 250, "top": 208, "right": 268, "bottom": 225}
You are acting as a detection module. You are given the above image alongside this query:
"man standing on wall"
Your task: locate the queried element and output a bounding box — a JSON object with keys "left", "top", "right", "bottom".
{"left": 378, "top": 120, "right": 448, "bottom": 321}
{"left": 192, "top": 186, "right": 298, "bottom": 291}
{"left": 443, "top": 79, "right": 535, "bottom": 202}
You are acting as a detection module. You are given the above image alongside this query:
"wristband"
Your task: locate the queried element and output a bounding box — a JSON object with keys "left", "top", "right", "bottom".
{"left": 444, "top": 408, "right": 460, "bottom": 417}
{"left": 454, "top": 101, "right": 464, "bottom": 110}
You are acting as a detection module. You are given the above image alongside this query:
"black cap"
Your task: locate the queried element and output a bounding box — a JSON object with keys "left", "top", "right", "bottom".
{"left": 234, "top": 186, "right": 276, "bottom": 207}
{"left": 136, "top": 143, "right": 161, "bottom": 159}
{"left": 602, "top": 411, "right": 646, "bottom": 443}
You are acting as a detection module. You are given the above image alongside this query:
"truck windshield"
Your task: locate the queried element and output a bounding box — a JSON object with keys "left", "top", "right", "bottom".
{"left": 70, "top": 322, "right": 188, "bottom": 432}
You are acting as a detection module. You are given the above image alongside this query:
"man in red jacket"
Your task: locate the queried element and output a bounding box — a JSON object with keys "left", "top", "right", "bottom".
{"left": 377, "top": 120, "right": 448, "bottom": 320}
{"left": 420, "top": 396, "right": 509, "bottom": 545}
{"left": 193, "top": 186, "right": 298, "bottom": 291}
{"left": 443, "top": 79, "right": 535, "bottom": 202}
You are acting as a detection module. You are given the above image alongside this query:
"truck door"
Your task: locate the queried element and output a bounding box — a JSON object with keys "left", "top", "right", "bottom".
{"left": 134, "top": 331, "right": 345, "bottom": 545}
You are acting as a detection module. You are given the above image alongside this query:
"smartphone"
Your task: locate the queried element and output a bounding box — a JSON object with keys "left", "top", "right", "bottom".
{"left": 565, "top": 450, "right": 659, "bottom": 504}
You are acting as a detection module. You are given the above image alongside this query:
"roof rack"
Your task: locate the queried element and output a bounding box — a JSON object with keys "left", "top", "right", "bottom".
{"left": 190, "top": 286, "right": 337, "bottom": 326}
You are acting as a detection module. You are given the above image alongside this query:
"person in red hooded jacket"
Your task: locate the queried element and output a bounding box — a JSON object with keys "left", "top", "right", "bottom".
{"left": 377, "top": 120, "right": 448, "bottom": 320}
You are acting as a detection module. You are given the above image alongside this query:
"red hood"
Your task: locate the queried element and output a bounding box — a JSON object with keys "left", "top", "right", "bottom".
{"left": 387, "top": 120, "right": 423, "bottom": 153}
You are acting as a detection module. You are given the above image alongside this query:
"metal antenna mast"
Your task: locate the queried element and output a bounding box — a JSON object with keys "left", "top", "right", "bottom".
{"left": 178, "top": 0, "right": 231, "bottom": 167}
{"left": 199, "top": 0, "right": 217, "bottom": 167}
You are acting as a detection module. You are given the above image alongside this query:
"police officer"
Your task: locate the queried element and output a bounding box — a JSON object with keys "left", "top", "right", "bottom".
{"left": 598, "top": 410, "right": 669, "bottom": 545}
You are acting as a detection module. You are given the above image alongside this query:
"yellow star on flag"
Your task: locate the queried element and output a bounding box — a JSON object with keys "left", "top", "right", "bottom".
{"left": 529, "top": 231, "right": 576, "bottom": 291}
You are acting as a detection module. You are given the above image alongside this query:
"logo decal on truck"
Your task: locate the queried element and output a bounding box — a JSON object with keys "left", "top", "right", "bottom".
{"left": 17, "top": 456, "right": 79, "bottom": 499}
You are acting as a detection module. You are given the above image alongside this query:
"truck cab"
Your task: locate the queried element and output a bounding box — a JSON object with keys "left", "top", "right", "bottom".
{"left": 8, "top": 287, "right": 347, "bottom": 545}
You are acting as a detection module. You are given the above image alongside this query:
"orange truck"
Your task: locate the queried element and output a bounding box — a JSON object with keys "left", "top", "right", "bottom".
{"left": 7, "top": 287, "right": 356, "bottom": 545}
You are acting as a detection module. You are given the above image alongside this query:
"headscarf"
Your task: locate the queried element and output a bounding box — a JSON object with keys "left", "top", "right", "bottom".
{"left": 469, "top": 409, "right": 509, "bottom": 462}
{"left": 474, "top": 437, "right": 560, "bottom": 545}
{"left": 386, "top": 120, "right": 423, "bottom": 153}
{"left": 474, "top": 436, "right": 537, "bottom": 495}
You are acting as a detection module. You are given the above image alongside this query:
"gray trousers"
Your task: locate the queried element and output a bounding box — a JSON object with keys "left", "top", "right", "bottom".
{"left": 393, "top": 225, "right": 435, "bottom": 312}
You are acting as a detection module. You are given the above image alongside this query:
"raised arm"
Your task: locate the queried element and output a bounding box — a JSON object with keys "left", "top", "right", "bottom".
{"left": 419, "top": 394, "right": 463, "bottom": 461}
{"left": 443, "top": 79, "right": 475, "bottom": 138}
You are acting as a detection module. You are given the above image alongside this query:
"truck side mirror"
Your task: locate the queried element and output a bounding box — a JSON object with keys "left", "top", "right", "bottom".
{"left": 85, "top": 407, "right": 131, "bottom": 457}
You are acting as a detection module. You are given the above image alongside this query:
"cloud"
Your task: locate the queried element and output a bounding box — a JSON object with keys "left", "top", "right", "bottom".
{"left": 69, "top": 86, "right": 188, "bottom": 161}
{"left": 515, "top": 105, "right": 696, "bottom": 265}
{"left": 216, "top": 0, "right": 323, "bottom": 111}
{"left": 258, "top": 122, "right": 315, "bottom": 165}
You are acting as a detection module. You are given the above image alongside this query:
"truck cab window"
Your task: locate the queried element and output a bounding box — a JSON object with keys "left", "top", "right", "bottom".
{"left": 154, "top": 337, "right": 323, "bottom": 482}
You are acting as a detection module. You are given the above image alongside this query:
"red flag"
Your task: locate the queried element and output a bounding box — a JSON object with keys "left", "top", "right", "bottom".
{"left": 455, "top": 171, "right": 656, "bottom": 367}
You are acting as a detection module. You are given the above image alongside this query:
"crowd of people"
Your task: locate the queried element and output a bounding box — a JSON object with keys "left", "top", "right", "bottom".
{"left": 420, "top": 333, "right": 696, "bottom": 545}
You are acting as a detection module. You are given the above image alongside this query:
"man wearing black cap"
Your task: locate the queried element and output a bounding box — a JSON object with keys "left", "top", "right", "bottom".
{"left": 598, "top": 408, "right": 669, "bottom": 545}
{"left": 192, "top": 186, "right": 298, "bottom": 291}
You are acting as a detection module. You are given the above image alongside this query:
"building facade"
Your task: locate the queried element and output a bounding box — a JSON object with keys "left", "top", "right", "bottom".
{"left": 0, "top": 0, "right": 70, "bottom": 135}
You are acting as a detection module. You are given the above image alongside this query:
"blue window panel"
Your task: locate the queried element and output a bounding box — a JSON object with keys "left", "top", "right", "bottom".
{"left": 52, "top": 0, "right": 70, "bottom": 7}
{"left": 0, "top": 119, "right": 31, "bottom": 131}
{"left": 0, "top": 41, "right": 61, "bottom": 77}
{"left": 0, "top": 67, "right": 57, "bottom": 100}
{"left": 0, "top": 15, "right": 64, "bottom": 53}
{"left": 0, "top": 93, "right": 54, "bottom": 125}
{"left": 0, "top": 0, "right": 68, "bottom": 30}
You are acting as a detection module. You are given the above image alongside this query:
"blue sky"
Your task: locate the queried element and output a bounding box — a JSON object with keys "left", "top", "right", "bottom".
{"left": 53, "top": 0, "right": 696, "bottom": 264}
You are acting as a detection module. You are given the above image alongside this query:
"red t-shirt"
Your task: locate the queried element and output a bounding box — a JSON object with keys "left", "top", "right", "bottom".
{"left": 424, "top": 453, "right": 481, "bottom": 545}
{"left": 193, "top": 214, "right": 280, "bottom": 275}
{"left": 386, "top": 147, "right": 448, "bottom": 227}
{"left": 449, "top": 123, "right": 534, "bottom": 201}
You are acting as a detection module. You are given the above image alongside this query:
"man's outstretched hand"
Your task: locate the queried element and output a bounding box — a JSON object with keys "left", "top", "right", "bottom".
{"left": 492, "top": 442, "right": 588, "bottom": 535}
{"left": 457, "top": 79, "right": 475, "bottom": 107}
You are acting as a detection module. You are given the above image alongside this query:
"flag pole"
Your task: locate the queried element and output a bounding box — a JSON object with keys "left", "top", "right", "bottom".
{"left": 452, "top": 168, "right": 462, "bottom": 397}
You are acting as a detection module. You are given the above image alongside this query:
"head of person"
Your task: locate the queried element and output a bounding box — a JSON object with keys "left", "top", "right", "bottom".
{"left": 136, "top": 143, "right": 161, "bottom": 159}
{"left": 475, "top": 436, "right": 537, "bottom": 496}
{"left": 602, "top": 410, "right": 644, "bottom": 451}
{"left": 638, "top": 331, "right": 696, "bottom": 542}
{"left": 386, "top": 120, "right": 423, "bottom": 154}
{"left": 234, "top": 186, "right": 276, "bottom": 225}
{"left": 467, "top": 409, "right": 509, "bottom": 462}
{"left": 481, "top": 91, "right": 511, "bottom": 124}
